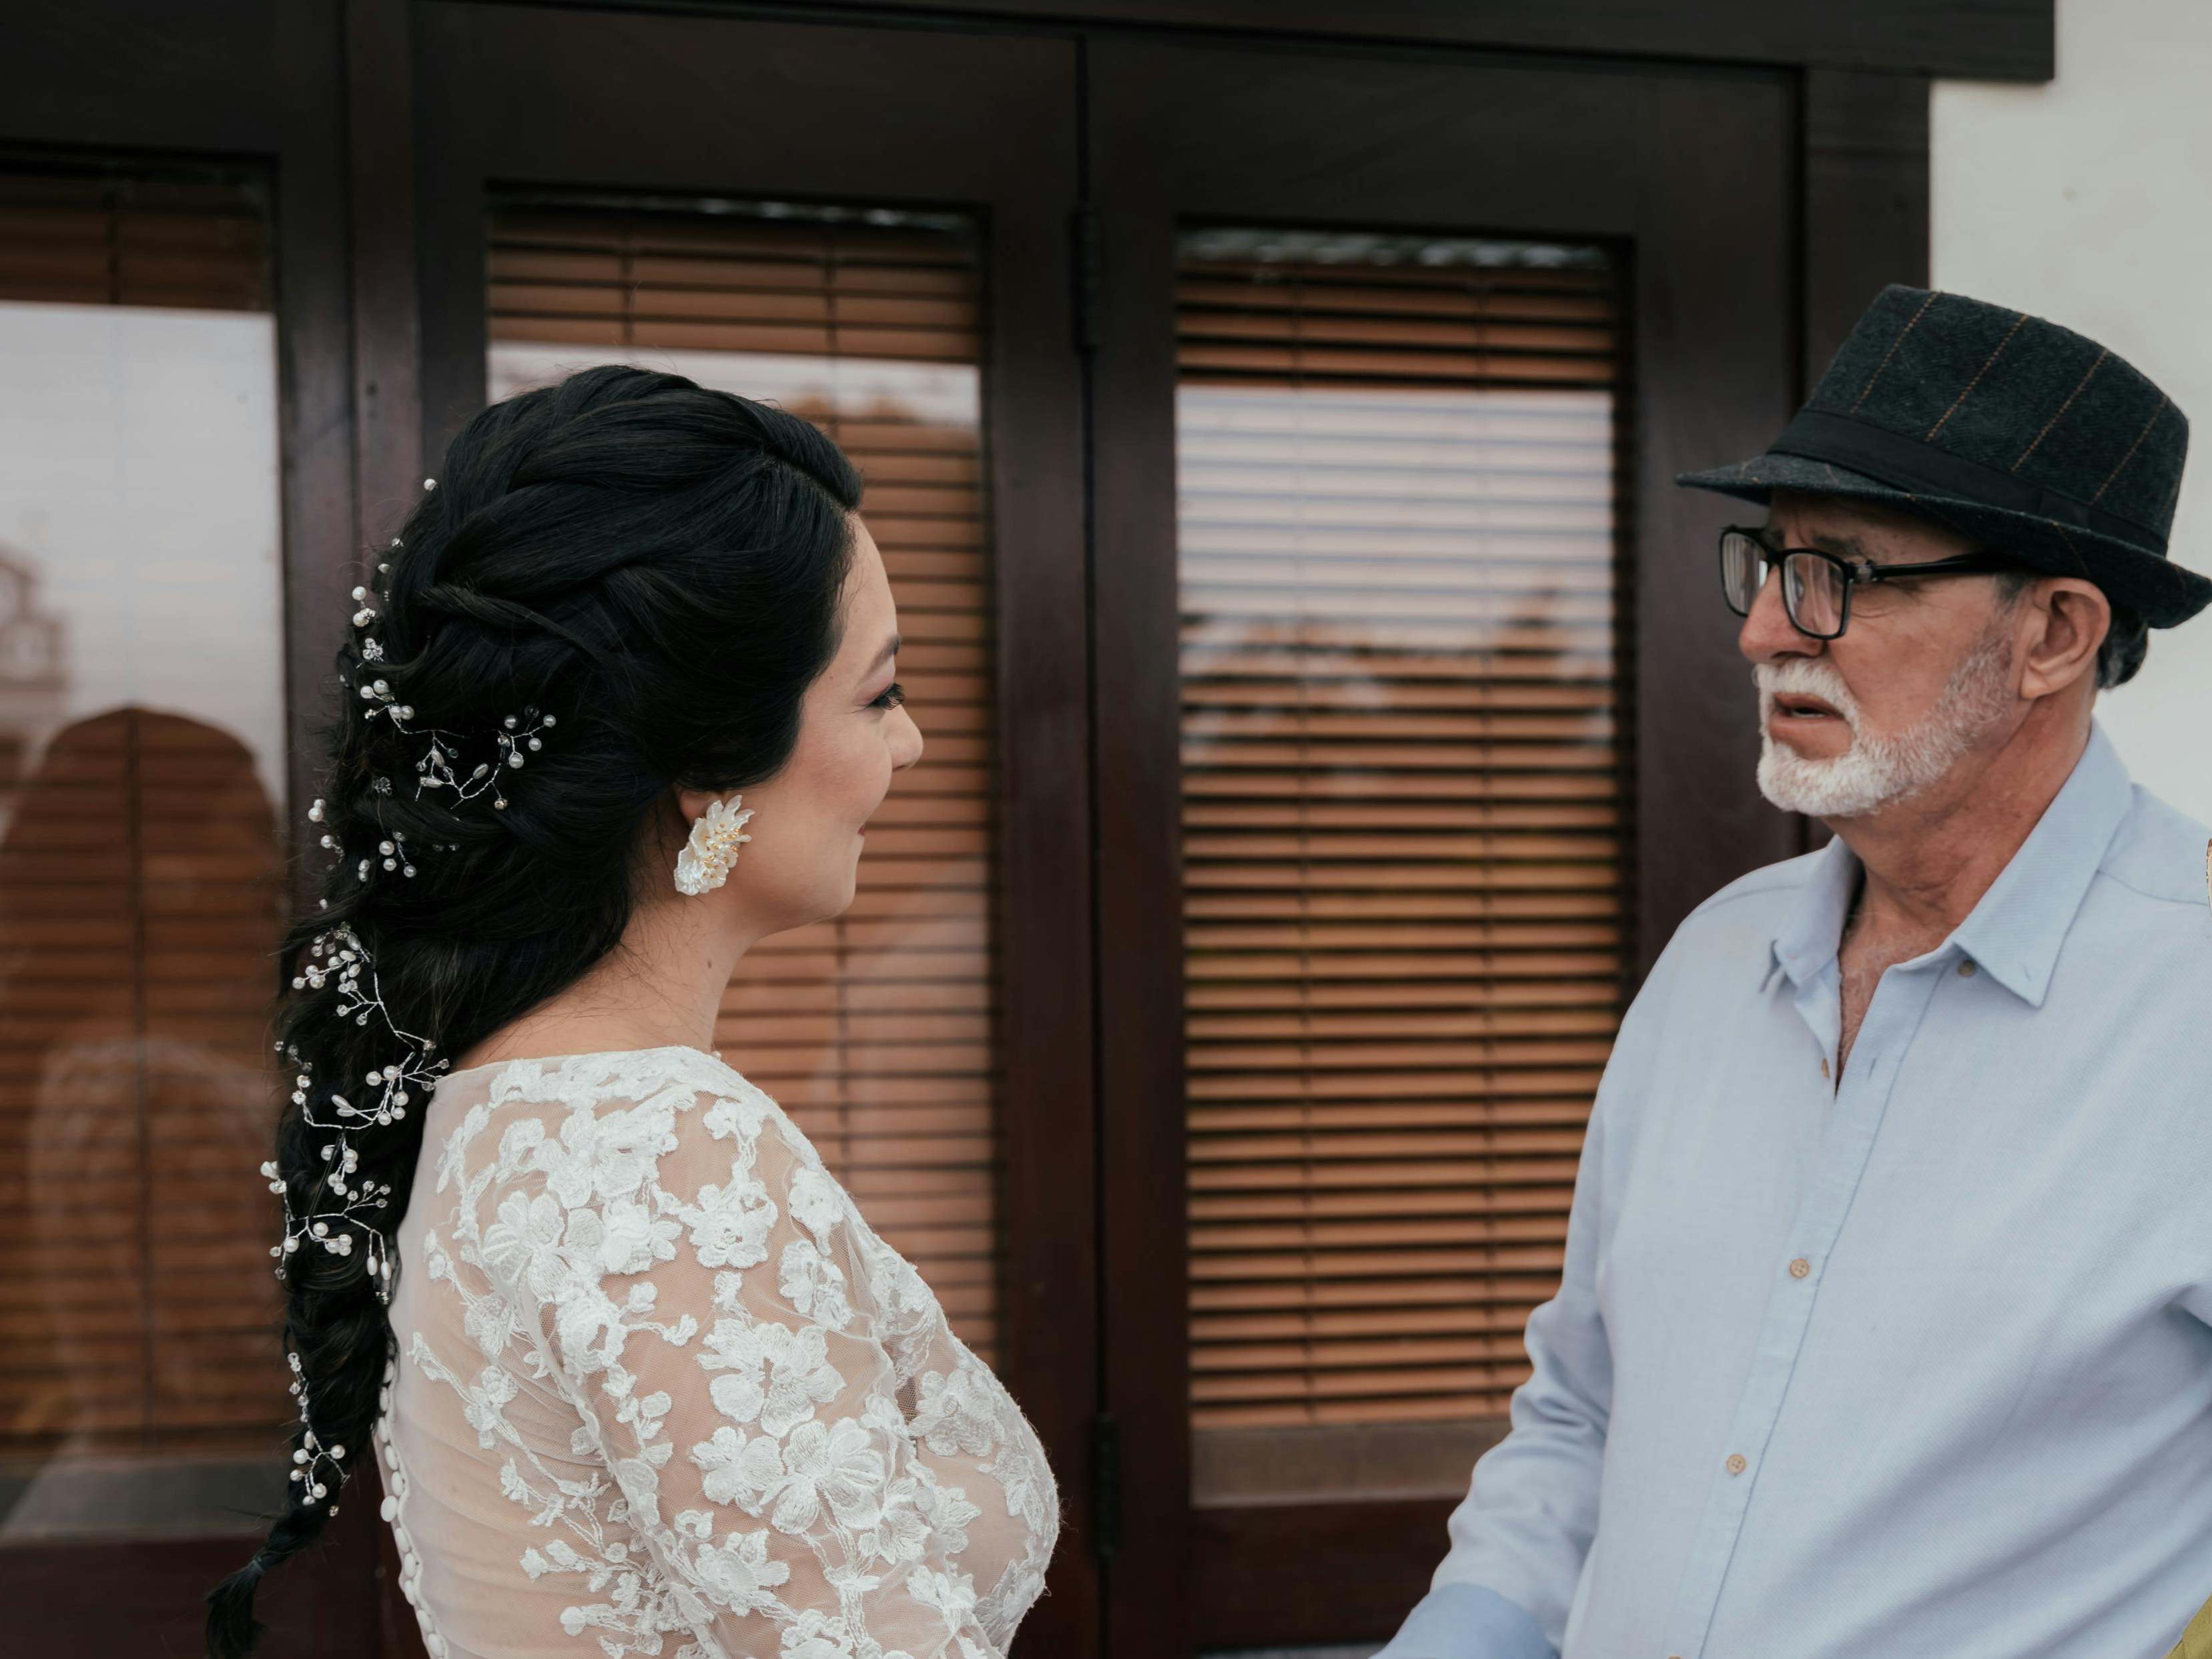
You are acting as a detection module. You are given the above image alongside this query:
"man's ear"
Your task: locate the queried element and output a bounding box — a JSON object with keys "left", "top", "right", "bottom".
{"left": 2018, "top": 577, "right": 2110, "bottom": 701}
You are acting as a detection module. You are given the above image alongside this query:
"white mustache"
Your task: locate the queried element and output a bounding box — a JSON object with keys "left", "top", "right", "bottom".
{"left": 1755, "top": 659, "right": 1862, "bottom": 733}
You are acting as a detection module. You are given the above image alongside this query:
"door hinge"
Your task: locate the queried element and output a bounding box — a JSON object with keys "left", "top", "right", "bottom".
{"left": 1091, "top": 1411, "right": 1122, "bottom": 1562}
{"left": 1072, "top": 207, "right": 1102, "bottom": 355}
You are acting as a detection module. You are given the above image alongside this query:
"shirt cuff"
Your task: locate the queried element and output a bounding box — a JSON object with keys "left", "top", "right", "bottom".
{"left": 1373, "top": 1582, "right": 1555, "bottom": 1659}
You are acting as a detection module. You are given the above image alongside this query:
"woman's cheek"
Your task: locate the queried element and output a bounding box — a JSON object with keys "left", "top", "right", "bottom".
{"left": 851, "top": 734, "right": 892, "bottom": 825}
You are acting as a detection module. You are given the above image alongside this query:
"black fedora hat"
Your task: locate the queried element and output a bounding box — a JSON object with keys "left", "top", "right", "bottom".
{"left": 1678, "top": 284, "right": 2211, "bottom": 628}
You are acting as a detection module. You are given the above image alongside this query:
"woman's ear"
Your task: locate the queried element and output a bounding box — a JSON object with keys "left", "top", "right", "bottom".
{"left": 672, "top": 787, "right": 719, "bottom": 827}
{"left": 2018, "top": 577, "right": 2110, "bottom": 703}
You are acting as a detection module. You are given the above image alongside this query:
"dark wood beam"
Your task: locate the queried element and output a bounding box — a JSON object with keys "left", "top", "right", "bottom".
{"left": 346, "top": 0, "right": 424, "bottom": 554}
{"left": 1803, "top": 68, "right": 1933, "bottom": 395}
{"left": 565, "top": 0, "right": 2054, "bottom": 81}
{"left": 1192, "top": 1498, "right": 1463, "bottom": 1651}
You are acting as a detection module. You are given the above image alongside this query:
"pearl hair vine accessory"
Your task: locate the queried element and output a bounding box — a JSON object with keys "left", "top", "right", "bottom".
{"left": 265, "top": 925, "right": 446, "bottom": 1299}
{"left": 674, "top": 793, "right": 754, "bottom": 896}
{"left": 412, "top": 704, "right": 556, "bottom": 811}
{"left": 263, "top": 924, "right": 446, "bottom": 1516}
{"left": 263, "top": 494, "right": 463, "bottom": 1519}
{"left": 343, "top": 538, "right": 559, "bottom": 815}
{"left": 309, "top": 797, "right": 420, "bottom": 882}
{"left": 282, "top": 1350, "right": 347, "bottom": 1515}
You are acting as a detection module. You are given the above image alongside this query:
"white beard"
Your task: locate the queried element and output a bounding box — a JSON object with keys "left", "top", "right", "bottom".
{"left": 1754, "top": 630, "right": 2018, "bottom": 819}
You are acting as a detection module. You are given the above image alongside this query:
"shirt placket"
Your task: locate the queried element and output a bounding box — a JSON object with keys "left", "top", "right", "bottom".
{"left": 1657, "top": 958, "right": 1944, "bottom": 1659}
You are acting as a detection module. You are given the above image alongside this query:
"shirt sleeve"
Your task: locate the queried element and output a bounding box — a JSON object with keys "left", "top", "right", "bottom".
{"left": 1379, "top": 972, "right": 1647, "bottom": 1658}
{"left": 492, "top": 1082, "right": 1008, "bottom": 1658}
{"left": 1374, "top": 1582, "right": 1555, "bottom": 1659}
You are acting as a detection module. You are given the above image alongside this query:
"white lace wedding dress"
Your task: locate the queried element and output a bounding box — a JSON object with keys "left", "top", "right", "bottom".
{"left": 374, "top": 1046, "right": 1060, "bottom": 1659}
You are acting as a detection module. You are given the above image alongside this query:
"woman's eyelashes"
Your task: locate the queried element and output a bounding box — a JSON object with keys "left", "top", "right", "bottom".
{"left": 869, "top": 680, "right": 907, "bottom": 711}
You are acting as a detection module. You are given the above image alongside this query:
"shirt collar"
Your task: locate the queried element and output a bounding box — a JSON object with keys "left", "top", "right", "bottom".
{"left": 1770, "top": 723, "right": 2135, "bottom": 1008}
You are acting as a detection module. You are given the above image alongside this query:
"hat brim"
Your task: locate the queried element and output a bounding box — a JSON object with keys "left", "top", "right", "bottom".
{"left": 1678, "top": 452, "right": 2212, "bottom": 628}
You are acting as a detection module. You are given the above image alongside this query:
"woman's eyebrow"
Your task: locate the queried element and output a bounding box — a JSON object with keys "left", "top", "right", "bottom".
{"left": 865, "top": 633, "right": 901, "bottom": 674}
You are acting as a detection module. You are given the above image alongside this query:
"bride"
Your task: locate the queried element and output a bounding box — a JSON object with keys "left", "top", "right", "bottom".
{"left": 207, "top": 366, "right": 1059, "bottom": 1658}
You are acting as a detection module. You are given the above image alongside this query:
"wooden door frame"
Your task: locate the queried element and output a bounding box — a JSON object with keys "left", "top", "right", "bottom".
{"left": 791, "top": 0, "right": 2050, "bottom": 81}
{"left": 1084, "top": 35, "right": 1926, "bottom": 1654}
{"left": 0, "top": 2, "right": 388, "bottom": 1652}
{"left": 395, "top": 5, "right": 1101, "bottom": 1652}
{"left": 3, "top": 5, "right": 1932, "bottom": 1654}
{"left": 3, "top": 0, "right": 366, "bottom": 885}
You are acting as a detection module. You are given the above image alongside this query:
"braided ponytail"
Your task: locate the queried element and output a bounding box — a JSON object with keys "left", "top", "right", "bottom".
{"left": 207, "top": 367, "right": 861, "bottom": 1655}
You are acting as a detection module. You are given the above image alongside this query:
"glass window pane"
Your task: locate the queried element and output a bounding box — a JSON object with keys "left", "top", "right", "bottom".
{"left": 486, "top": 198, "right": 1006, "bottom": 1361}
{"left": 1176, "top": 228, "right": 1627, "bottom": 1504}
{"left": 0, "top": 163, "right": 288, "bottom": 1542}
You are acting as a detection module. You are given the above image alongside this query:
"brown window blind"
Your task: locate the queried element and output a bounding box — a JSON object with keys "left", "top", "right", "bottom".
{"left": 0, "top": 168, "right": 285, "bottom": 1465}
{"left": 1176, "top": 232, "right": 1627, "bottom": 1447}
{"left": 0, "top": 711, "right": 286, "bottom": 1454}
{"left": 0, "top": 168, "right": 270, "bottom": 312}
{"left": 487, "top": 206, "right": 977, "bottom": 361}
{"left": 487, "top": 203, "right": 1004, "bottom": 1361}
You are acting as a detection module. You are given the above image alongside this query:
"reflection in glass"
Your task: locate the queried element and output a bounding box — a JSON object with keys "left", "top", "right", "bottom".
{"left": 0, "top": 166, "right": 288, "bottom": 1541}
{"left": 1176, "top": 230, "right": 1627, "bottom": 1503}
{"left": 485, "top": 200, "right": 1006, "bottom": 1361}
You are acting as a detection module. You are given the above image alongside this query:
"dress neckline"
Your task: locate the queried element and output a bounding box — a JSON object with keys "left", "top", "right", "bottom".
{"left": 433, "top": 1042, "right": 721, "bottom": 1087}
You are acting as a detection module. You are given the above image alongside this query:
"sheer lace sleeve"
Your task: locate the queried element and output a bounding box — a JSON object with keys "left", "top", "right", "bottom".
{"left": 454, "top": 1065, "right": 1048, "bottom": 1659}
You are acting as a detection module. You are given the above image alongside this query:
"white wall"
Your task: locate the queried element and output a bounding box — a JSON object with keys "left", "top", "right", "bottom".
{"left": 1934, "top": 0, "right": 2212, "bottom": 823}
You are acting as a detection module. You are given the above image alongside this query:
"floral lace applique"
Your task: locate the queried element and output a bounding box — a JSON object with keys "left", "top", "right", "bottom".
{"left": 389, "top": 1048, "right": 1058, "bottom": 1659}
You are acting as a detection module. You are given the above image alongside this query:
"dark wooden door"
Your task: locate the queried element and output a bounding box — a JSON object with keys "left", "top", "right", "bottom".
{"left": 1084, "top": 39, "right": 1801, "bottom": 1656}
{"left": 403, "top": 7, "right": 1098, "bottom": 1656}
{"left": 0, "top": 5, "right": 377, "bottom": 1654}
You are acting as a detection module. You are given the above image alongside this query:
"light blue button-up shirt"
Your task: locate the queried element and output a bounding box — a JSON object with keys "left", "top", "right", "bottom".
{"left": 1380, "top": 725, "right": 2212, "bottom": 1659}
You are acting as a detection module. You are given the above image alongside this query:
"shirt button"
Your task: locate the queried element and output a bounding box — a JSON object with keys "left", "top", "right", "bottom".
{"left": 1788, "top": 1257, "right": 1811, "bottom": 1279}
{"left": 1958, "top": 960, "right": 1977, "bottom": 977}
{"left": 1726, "top": 1453, "right": 1748, "bottom": 1475}
{"left": 1819, "top": 1056, "right": 1831, "bottom": 1078}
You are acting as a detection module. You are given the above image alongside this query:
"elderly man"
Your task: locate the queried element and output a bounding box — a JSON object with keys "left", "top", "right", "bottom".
{"left": 1377, "top": 286, "right": 2212, "bottom": 1659}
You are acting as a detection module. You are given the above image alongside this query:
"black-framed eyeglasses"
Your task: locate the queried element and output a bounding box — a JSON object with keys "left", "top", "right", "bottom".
{"left": 1718, "top": 526, "right": 2021, "bottom": 640}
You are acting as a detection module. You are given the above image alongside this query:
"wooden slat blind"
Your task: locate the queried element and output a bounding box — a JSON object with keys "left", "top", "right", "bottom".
{"left": 1177, "top": 234, "right": 1627, "bottom": 1434}
{"left": 0, "top": 168, "right": 286, "bottom": 1461}
{"left": 488, "top": 204, "right": 1004, "bottom": 1361}
{"left": 0, "top": 712, "right": 286, "bottom": 1454}
{"left": 489, "top": 206, "right": 977, "bottom": 362}
{"left": 0, "top": 169, "right": 269, "bottom": 312}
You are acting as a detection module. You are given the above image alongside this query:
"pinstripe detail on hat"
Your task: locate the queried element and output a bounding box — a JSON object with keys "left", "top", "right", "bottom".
{"left": 1852, "top": 290, "right": 1939, "bottom": 414}
{"left": 2046, "top": 517, "right": 2096, "bottom": 582}
{"left": 2014, "top": 348, "right": 2109, "bottom": 472}
{"left": 1928, "top": 312, "right": 2028, "bottom": 440}
{"left": 2095, "top": 402, "right": 2169, "bottom": 504}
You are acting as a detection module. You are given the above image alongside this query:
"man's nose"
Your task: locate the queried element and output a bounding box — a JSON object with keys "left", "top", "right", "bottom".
{"left": 1736, "top": 567, "right": 1821, "bottom": 666}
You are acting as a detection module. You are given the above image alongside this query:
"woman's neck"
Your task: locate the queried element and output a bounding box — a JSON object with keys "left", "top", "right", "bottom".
{"left": 450, "top": 896, "right": 761, "bottom": 1073}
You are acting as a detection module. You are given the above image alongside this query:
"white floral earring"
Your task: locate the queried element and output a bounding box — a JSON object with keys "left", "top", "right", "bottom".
{"left": 674, "top": 793, "right": 754, "bottom": 896}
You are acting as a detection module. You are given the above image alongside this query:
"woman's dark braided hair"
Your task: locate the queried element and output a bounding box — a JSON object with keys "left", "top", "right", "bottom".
{"left": 206, "top": 366, "right": 861, "bottom": 1656}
